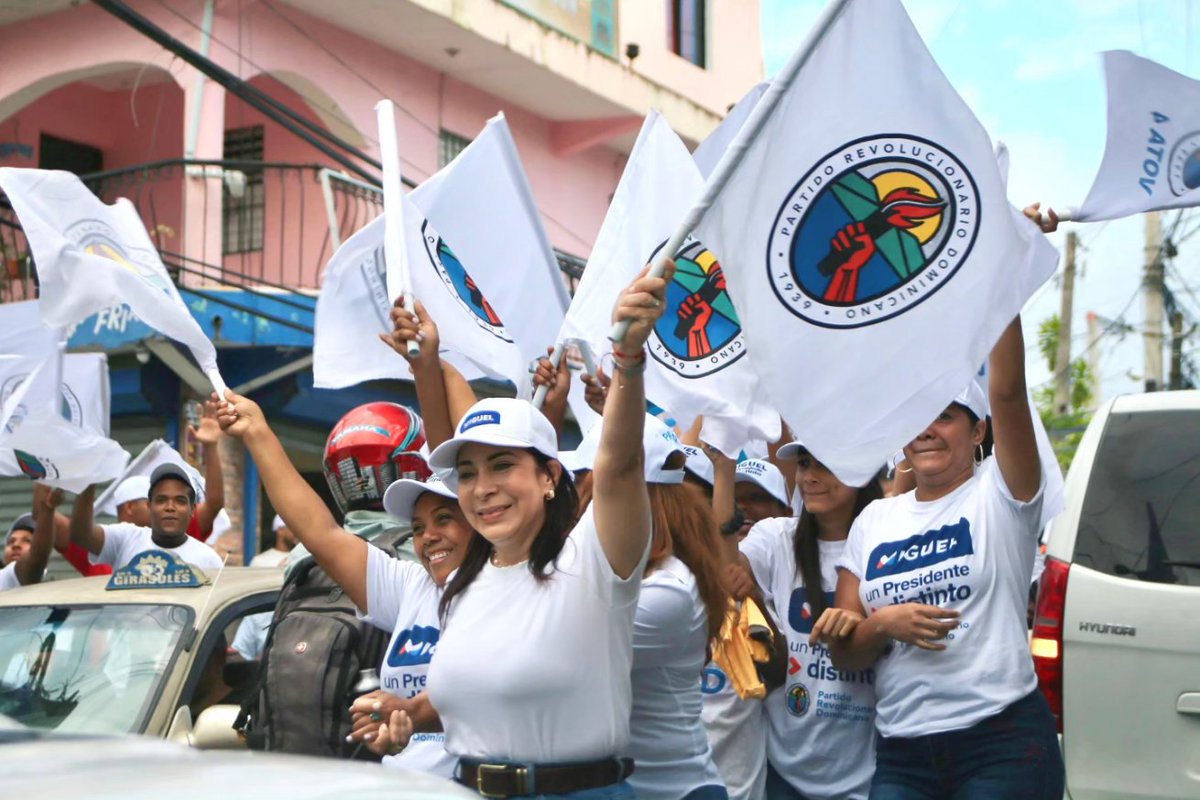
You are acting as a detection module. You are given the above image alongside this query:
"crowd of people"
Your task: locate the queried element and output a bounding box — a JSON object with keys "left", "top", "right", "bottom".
{"left": 0, "top": 209, "right": 1067, "bottom": 800}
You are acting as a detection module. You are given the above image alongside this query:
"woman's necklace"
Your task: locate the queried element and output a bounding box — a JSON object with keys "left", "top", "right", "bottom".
{"left": 490, "top": 551, "right": 528, "bottom": 569}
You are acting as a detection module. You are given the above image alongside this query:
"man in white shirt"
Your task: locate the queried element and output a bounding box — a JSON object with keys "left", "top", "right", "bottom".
{"left": 0, "top": 487, "right": 59, "bottom": 592}
{"left": 69, "top": 463, "right": 224, "bottom": 571}
{"left": 248, "top": 515, "right": 296, "bottom": 568}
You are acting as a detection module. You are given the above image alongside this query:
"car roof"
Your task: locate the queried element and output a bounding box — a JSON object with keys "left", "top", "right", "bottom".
{"left": 0, "top": 567, "right": 283, "bottom": 616}
{"left": 1108, "top": 388, "right": 1200, "bottom": 413}
{"left": 0, "top": 730, "right": 476, "bottom": 799}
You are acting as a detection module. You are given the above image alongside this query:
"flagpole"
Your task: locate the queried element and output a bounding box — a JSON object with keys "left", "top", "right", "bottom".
{"left": 608, "top": 0, "right": 854, "bottom": 344}
{"left": 531, "top": 342, "right": 565, "bottom": 409}
{"left": 376, "top": 100, "right": 421, "bottom": 358}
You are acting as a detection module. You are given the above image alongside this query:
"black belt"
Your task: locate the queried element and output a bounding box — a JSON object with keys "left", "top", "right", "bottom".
{"left": 457, "top": 756, "right": 634, "bottom": 798}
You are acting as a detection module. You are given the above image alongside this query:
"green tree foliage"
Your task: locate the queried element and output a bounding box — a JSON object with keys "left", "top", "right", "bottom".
{"left": 1034, "top": 314, "right": 1094, "bottom": 471}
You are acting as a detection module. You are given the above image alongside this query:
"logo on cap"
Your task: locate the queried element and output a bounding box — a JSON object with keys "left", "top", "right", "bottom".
{"left": 460, "top": 411, "right": 501, "bottom": 432}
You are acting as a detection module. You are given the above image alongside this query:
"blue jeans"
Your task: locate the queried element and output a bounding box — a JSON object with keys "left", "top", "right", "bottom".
{"left": 458, "top": 779, "right": 636, "bottom": 799}
{"left": 869, "top": 690, "right": 1065, "bottom": 800}
{"left": 765, "top": 763, "right": 812, "bottom": 800}
{"left": 682, "top": 785, "right": 730, "bottom": 800}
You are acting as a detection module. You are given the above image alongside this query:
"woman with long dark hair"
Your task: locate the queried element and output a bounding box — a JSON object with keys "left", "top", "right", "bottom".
{"left": 734, "top": 444, "right": 883, "bottom": 800}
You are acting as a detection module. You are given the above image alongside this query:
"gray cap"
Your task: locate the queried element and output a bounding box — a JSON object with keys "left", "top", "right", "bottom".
{"left": 148, "top": 463, "right": 197, "bottom": 502}
{"left": 5, "top": 513, "right": 34, "bottom": 542}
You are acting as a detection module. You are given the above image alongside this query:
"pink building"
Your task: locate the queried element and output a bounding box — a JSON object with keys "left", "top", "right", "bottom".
{"left": 0, "top": 0, "right": 763, "bottom": 552}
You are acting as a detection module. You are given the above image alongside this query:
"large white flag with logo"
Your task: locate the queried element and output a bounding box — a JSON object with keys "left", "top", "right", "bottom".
{"left": 314, "top": 114, "right": 563, "bottom": 390}
{"left": 0, "top": 168, "right": 226, "bottom": 392}
{"left": 1072, "top": 51, "right": 1200, "bottom": 221}
{"left": 0, "top": 355, "right": 127, "bottom": 492}
{"left": 93, "top": 439, "right": 206, "bottom": 517}
{"left": 694, "top": 0, "right": 1057, "bottom": 485}
{"left": 559, "top": 111, "right": 780, "bottom": 453}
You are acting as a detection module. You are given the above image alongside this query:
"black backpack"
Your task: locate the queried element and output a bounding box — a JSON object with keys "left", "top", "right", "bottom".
{"left": 235, "top": 540, "right": 402, "bottom": 760}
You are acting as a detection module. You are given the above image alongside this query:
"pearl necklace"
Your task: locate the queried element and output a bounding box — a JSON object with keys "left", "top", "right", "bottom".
{"left": 490, "top": 552, "right": 528, "bottom": 569}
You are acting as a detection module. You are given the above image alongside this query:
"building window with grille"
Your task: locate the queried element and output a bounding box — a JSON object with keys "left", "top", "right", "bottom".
{"left": 222, "top": 126, "right": 265, "bottom": 254}
{"left": 438, "top": 129, "right": 471, "bottom": 168}
{"left": 668, "top": 0, "right": 706, "bottom": 68}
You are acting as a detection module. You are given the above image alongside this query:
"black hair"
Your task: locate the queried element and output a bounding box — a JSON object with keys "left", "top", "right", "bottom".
{"left": 438, "top": 451, "right": 579, "bottom": 622}
{"left": 950, "top": 404, "right": 993, "bottom": 458}
{"left": 793, "top": 474, "right": 884, "bottom": 622}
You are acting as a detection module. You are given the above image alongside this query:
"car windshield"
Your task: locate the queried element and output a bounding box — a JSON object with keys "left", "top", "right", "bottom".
{"left": 0, "top": 604, "right": 192, "bottom": 734}
{"left": 1075, "top": 408, "right": 1200, "bottom": 586}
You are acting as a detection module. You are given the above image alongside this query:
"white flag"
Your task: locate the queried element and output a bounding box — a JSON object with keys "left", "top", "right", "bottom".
{"left": 559, "top": 111, "right": 780, "bottom": 453}
{"left": 693, "top": 82, "right": 768, "bottom": 179}
{"left": 314, "top": 114, "right": 562, "bottom": 390}
{"left": 314, "top": 197, "right": 524, "bottom": 386}
{"left": 1073, "top": 51, "right": 1200, "bottom": 221}
{"left": 93, "top": 439, "right": 206, "bottom": 517}
{"left": 694, "top": 0, "right": 1058, "bottom": 485}
{"left": 0, "top": 168, "right": 226, "bottom": 393}
{"left": 0, "top": 357, "right": 127, "bottom": 493}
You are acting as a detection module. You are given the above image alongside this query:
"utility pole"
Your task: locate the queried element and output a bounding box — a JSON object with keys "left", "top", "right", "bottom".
{"left": 1143, "top": 211, "right": 1164, "bottom": 392}
{"left": 1054, "top": 231, "right": 1078, "bottom": 414}
{"left": 1086, "top": 311, "right": 1102, "bottom": 411}
{"left": 1169, "top": 311, "right": 1185, "bottom": 390}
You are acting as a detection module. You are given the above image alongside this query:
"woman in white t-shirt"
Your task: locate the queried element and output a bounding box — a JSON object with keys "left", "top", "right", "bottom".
{"left": 417, "top": 266, "right": 669, "bottom": 798}
{"left": 828, "top": 316, "right": 1065, "bottom": 799}
{"left": 730, "top": 444, "right": 882, "bottom": 800}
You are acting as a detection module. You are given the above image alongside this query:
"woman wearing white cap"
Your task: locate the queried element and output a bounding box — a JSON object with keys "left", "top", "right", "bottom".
{"left": 214, "top": 397, "right": 479, "bottom": 778}
{"left": 412, "top": 266, "right": 670, "bottom": 798}
{"left": 827, "top": 316, "right": 1064, "bottom": 798}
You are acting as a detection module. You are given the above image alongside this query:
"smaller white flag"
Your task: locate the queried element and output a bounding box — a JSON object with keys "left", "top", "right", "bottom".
{"left": 93, "top": 439, "right": 206, "bottom": 517}
{"left": 558, "top": 111, "right": 779, "bottom": 453}
{"left": 0, "top": 168, "right": 226, "bottom": 393}
{"left": 693, "top": 82, "right": 769, "bottom": 179}
{"left": 1073, "top": 51, "right": 1200, "bottom": 221}
{"left": 0, "top": 358, "right": 127, "bottom": 493}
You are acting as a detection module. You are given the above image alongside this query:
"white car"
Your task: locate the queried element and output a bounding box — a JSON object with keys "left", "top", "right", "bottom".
{"left": 1033, "top": 389, "right": 1200, "bottom": 800}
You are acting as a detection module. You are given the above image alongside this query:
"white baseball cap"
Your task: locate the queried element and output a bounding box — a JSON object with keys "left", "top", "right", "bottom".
{"left": 555, "top": 414, "right": 686, "bottom": 485}
{"left": 734, "top": 459, "right": 790, "bottom": 507}
{"left": 680, "top": 445, "right": 714, "bottom": 488}
{"left": 271, "top": 514, "right": 287, "bottom": 532}
{"left": 429, "top": 399, "right": 559, "bottom": 486}
{"left": 112, "top": 475, "right": 151, "bottom": 508}
{"left": 951, "top": 380, "right": 989, "bottom": 420}
{"left": 382, "top": 475, "right": 459, "bottom": 524}
{"left": 776, "top": 441, "right": 809, "bottom": 460}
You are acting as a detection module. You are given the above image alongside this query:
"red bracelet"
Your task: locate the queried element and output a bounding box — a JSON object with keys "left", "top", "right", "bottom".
{"left": 611, "top": 347, "right": 646, "bottom": 362}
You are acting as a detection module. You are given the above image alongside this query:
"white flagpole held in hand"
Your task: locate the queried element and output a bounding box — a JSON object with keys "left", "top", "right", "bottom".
{"left": 376, "top": 100, "right": 421, "bottom": 358}
{"left": 531, "top": 342, "right": 565, "bottom": 410}
{"left": 608, "top": 0, "right": 855, "bottom": 344}
{"left": 206, "top": 368, "right": 229, "bottom": 399}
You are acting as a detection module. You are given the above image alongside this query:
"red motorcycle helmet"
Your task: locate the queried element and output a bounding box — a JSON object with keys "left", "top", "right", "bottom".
{"left": 323, "top": 403, "right": 431, "bottom": 513}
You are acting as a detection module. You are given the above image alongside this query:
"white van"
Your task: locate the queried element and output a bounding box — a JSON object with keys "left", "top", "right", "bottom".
{"left": 1032, "top": 389, "right": 1200, "bottom": 800}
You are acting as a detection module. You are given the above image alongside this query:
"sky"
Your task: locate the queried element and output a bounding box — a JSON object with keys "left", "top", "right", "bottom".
{"left": 759, "top": 0, "right": 1200, "bottom": 403}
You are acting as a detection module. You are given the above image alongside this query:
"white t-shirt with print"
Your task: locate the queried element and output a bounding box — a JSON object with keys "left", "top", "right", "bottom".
{"left": 836, "top": 457, "right": 1044, "bottom": 738}
{"left": 741, "top": 517, "right": 874, "bottom": 800}
{"left": 623, "top": 556, "right": 724, "bottom": 799}
{"left": 92, "top": 523, "right": 224, "bottom": 571}
{"left": 360, "top": 546, "right": 455, "bottom": 778}
{"left": 0, "top": 562, "right": 19, "bottom": 592}
{"left": 427, "top": 505, "right": 648, "bottom": 763}
{"left": 700, "top": 657, "right": 767, "bottom": 800}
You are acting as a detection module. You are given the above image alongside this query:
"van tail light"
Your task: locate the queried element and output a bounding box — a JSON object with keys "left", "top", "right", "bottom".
{"left": 1031, "top": 556, "right": 1069, "bottom": 733}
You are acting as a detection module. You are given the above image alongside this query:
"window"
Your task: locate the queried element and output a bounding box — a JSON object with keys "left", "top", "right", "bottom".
{"left": 1073, "top": 409, "right": 1200, "bottom": 586}
{"left": 38, "top": 134, "right": 103, "bottom": 175}
{"left": 438, "top": 129, "right": 471, "bottom": 168}
{"left": 222, "top": 126, "right": 265, "bottom": 254}
{"left": 668, "top": 0, "right": 706, "bottom": 68}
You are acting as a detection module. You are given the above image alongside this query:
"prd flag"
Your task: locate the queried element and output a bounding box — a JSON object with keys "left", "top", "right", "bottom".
{"left": 1073, "top": 51, "right": 1200, "bottom": 221}
{"left": 94, "top": 439, "right": 206, "bottom": 517}
{"left": 693, "top": 82, "right": 768, "bottom": 179}
{"left": 694, "top": 0, "right": 1058, "bottom": 485}
{"left": 558, "top": 110, "right": 779, "bottom": 453}
{"left": 0, "top": 169, "right": 226, "bottom": 392}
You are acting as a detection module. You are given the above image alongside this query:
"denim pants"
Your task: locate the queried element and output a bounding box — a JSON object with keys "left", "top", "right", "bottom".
{"left": 681, "top": 785, "right": 730, "bottom": 800}
{"left": 457, "top": 777, "right": 636, "bottom": 799}
{"left": 765, "top": 763, "right": 813, "bottom": 800}
{"left": 869, "top": 690, "right": 1065, "bottom": 800}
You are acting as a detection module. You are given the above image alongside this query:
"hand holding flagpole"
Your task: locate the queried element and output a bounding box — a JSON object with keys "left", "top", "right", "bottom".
{"left": 531, "top": 342, "right": 565, "bottom": 409}
{"left": 376, "top": 100, "right": 421, "bottom": 358}
{"left": 608, "top": 0, "right": 854, "bottom": 344}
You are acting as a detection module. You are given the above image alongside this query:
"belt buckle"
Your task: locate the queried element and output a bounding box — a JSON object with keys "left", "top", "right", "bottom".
{"left": 475, "top": 763, "right": 528, "bottom": 798}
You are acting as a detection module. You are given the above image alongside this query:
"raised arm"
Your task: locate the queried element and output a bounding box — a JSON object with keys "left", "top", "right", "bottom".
{"left": 217, "top": 391, "right": 369, "bottom": 610}
{"left": 381, "top": 297, "right": 454, "bottom": 449}
{"left": 988, "top": 316, "right": 1040, "bottom": 502}
{"left": 15, "top": 485, "right": 59, "bottom": 586}
{"left": 191, "top": 400, "right": 225, "bottom": 535}
{"left": 531, "top": 346, "right": 572, "bottom": 439}
{"left": 69, "top": 485, "right": 106, "bottom": 556}
{"left": 591, "top": 264, "right": 671, "bottom": 579}
{"left": 440, "top": 359, "right": 479, "bottom": 434}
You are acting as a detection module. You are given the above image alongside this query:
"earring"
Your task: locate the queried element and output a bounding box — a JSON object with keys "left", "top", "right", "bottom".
{"left": 545, "top": 489, "right": 555, "bottom": 501}
{"left": 974, "top": 444, "right": 984, "bottom": 465}
{"left": 896, "top": 464, "right": 914, "bottom": 474}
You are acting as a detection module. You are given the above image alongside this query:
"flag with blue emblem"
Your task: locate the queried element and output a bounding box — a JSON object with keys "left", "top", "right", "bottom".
{"left": 693, "top": 0, "right": 1058, "bottom": 484}
{"left": 1071, "top": 50, "right": 1200, "bottom": 221}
